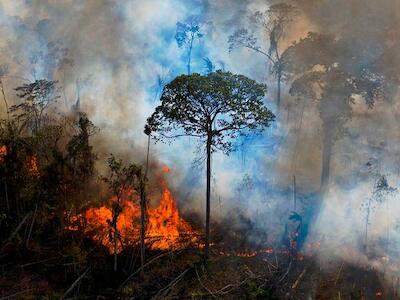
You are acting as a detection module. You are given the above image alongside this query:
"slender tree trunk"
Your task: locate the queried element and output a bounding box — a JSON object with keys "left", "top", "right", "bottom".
{"left": 139, "top": 184, "right": 146, "bottom": 274}
{"left": 291, "top": 97, "right": 306, "bottom": 173}
{"left": 277, "top": 70, "right": 282, "bottom": 109}
{"left": 112, "top": 203, "right": 120, "bottom": 272}
{"left": 320, "top": 134, "right": 333, "bottom": 195}
{"left": 139, "top": 134, "right": 150, "bottom": 274}
{"left": 386, "top": 199, "right": 390, "bottom": 251}
{"left": 364, "top": 197, "right": 372, "bottom": 253}
{"left": 204, "top": 134, "right": 212, "bottom": 259}
{"left": 4, "top": 180, "right": 9, "bottom": 213}
{"left": 114, "top": 224, "right": 118, "bottom": 272}
{"left": 187, "top": 47, "right": 192, "bottom": 75}
{"left": 293, "top": 175, "right": 297, "bottom": 211}
{"left": 187, "top": 34, "right": 194, "bottom": 75}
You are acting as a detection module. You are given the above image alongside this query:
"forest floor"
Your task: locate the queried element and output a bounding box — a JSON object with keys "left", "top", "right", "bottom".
{"left": 1, "top": 239, "right": 396, "bottom": 299}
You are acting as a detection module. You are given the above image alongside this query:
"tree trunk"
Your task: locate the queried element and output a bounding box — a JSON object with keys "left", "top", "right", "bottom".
{"left": 320, "top": 134, "right": 333, "bottom": 195}
{"left": 187, "top": 34, "right": 194, "bottom": 75}
{"left": 364, "top": 197, "right": 371, "bottom": 253}
{"left": 139, "top": 184, "right": 146, "bottom": 275}
{"left": 140, "top": 134, "right": 150, "bottom": 274}
{"left": 293, "top": 175, "right": 297, "bottom": 211}
{"left": 277, "top": 70, "right": 282, "bottom": 109}
{"left": 114, "top": 224, "right": 118, "bottom": 272}
{"left": 204, "top": 134, "right": 212, "bottom": 259}
{"left": 4, "top": 180, "right": 9, "bottom": 213}
{"left": 187, "top": 48, "right": 192, "bottom": 75}
{"left": 112, "top": 204, "right": 120, "bottom": 272}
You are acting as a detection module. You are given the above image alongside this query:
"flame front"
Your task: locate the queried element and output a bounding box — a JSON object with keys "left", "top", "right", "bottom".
{"left": 72, "top": 177, "right": 197, "bottom": 253}
{"left": 146, "top": 182, "right": 195, "bottom": 250}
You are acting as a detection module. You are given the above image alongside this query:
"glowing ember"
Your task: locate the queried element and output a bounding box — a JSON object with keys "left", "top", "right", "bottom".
{"left": 0, "top": 145, "right": 7, "bottom": 162}
{"left": 71, "top": 169, "right": 197, "bottom": 253}
{"left": 28, "top": 156, "right": 39, "bottom": 176}
{"left": 215, "top": 247, "right": 309, "bottom": 259}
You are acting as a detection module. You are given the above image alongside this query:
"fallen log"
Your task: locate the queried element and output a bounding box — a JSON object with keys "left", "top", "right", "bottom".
{"left": 291, "top": 268, "right": 306, "bottom": 289}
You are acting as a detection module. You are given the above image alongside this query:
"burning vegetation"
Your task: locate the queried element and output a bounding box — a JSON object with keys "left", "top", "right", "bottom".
{"left": 1, "top": 0, "right": 400, "bottom": 299}
{"left": 70, "top": 171, "right": 198, "bottom": 253}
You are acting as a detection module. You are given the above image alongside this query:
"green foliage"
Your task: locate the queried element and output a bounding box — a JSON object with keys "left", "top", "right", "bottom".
{"left": 101, "top": 154, "right": 146, "bottom": 269}
{"left": 283, "top": 32, "right": 385, "bottom": 142}
{"left": 102, "top": 154, "right": 143, "bottom": 199}
{"left": 11, "top": 80, "right": 60, "bottom": 134}
{"left": 0, "top": 78, "right": 98, "bottom": 243}
{"left": 361, "top": 175, "right": 397, "bottom": 215}
{"left": 203, "top": 57, "right": 214, "bottom": 74}
{"left": 244, "top": 280, "right": 275, "bottom": 299}
{"left": 147, "top": 70, "right": 275, "bottom": 153}
{"left": 66, "top": 113, "right": 98, "bottom": 183}
{"left": 283, "top": 32, "right": 384, "bottom": 108}
{"left": 175, "top": 15, "right": 204, "bottom": 48}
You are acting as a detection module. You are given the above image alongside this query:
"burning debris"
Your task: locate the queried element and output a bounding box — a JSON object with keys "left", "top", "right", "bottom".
{"left": 69, "top": 168, "right": 198, "bottom": 253}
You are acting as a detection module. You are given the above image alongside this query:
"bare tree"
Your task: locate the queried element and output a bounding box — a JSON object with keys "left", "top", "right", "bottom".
{"left": 228, "top": 3, "right": 298, "bottom": 108}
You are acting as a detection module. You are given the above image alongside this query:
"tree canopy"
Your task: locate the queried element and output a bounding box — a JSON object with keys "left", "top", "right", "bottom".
{"left": 146, "top": 70, "right": 275, "bottom": 258}
{"left": 146, "top": 70, "right": 275, "bottom": 153}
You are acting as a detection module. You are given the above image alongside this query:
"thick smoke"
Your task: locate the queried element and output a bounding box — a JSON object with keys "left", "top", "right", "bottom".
{"left": 1, "top": 0, "right": 400, "bottom": 281}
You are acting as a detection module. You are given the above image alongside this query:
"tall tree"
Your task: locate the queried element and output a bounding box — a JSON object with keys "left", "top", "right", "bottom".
{"left": 175, "top": 15, "right": 204, "bottom": 75}
{"left": 228, "top": 3, "right": 298, "bottom": 108}
{"left": 146, "top": 71, "right": 275, "bottom": 258}
{"left": 282, "top": 32, "right": 384, "bottom": 194}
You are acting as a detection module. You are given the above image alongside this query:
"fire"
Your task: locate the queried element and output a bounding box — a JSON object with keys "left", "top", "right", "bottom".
{"left": 71, "top": 169, "right": 197, "bottom": 253}
{"left": 216, "top": 247, "right": 308, "bottom": 259}
{"left": 28, "top": 156, "right": 39, "bottom": 176}
{"left": 0, "top": 145, "right": 6, "bottom": 162}
{"left": 83, "top": 195, "right": 140, "bottom": 252}
{"left": 0, "top": 146, "right": 38, "bottom": 177}
{"left": 146, "top": 181, "right": 196, "bottom": 249}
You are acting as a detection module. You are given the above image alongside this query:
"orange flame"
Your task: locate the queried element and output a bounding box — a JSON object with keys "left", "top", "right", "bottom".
{"left": 70, "top": 168, "right": 197, "bottom": 253}
{"left": 146, "top": 183, "right": 195, "bottom": 250}
{"left": 0, "top": 145, "right": 7, "bottom": 163}
{"left": 0, "top": 146, "right": 39, "bottom": 177}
